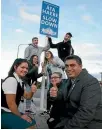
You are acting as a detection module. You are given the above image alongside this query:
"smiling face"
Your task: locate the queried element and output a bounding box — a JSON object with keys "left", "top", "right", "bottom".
{"left": 50, "top": 73, "right": 62, "bottom": 85}
{"left": 32, "top": 38, "right": 38, "bottom": 46}
{"left": 64, "top": 34, "right": 71, "bottom": 41}
{"left": 33, "top": 56, "right": 38, "bottom": 65}
{"left": 65, "top": 59, "right": 82, "bottom": 79}
{"left": 14, "top": 62, "right": 28, "bottom": 78}
{"left": 45, "top": 51, "right": 52, "bottom": 60}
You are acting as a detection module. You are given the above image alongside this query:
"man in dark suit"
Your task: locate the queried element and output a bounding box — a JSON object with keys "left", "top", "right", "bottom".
{"left": 48, "top": 32, "right": 74, "bottom": 61}
{"left": 50, "top": 55, "right": 102, "bottom": 129}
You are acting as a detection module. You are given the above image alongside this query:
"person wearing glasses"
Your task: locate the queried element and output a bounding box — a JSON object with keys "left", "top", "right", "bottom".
{"left": 47, "top": 72, "right": 68, "bottom": 129}
{"left": 24, "top": 37, "right": 50, "bottom": 61}
{"left": 48, "top": 32, "right": 74, "bottom": 61}
{"left": 49, "top": 55, "right": 102, "bottom": 129}
{"left": 44, "top": 50, "right": 66, "bottom": 89}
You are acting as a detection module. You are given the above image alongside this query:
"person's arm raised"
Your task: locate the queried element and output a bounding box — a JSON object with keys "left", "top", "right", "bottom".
{"left": 42, "top": 36, "right": 50, "bottom": 51}
{"left": 48, "top": 37, "right": 58, "bottom": 48}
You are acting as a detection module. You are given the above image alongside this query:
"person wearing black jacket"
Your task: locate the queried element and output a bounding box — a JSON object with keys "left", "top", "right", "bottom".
{"left": 48, "top": 32, "right": 74, "bottom": 61}
{"left": 49, "top": 55, "right": 102, "bottom": 129}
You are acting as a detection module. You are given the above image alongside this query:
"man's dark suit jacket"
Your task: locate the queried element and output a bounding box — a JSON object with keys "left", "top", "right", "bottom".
{"left": 50, "top": 69, "right": 102, "bottom": 129}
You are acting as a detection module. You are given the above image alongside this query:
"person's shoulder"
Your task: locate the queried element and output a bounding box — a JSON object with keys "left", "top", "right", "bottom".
{"left": 29, "top": 44, "right": 34, "bottom": 47}
{"left": 26, "top": 44, "right": 34, "bottom": 48}
{"left": 87, "top": 73, "right": 99, "bottom": 83}
{"left": 53, "top": 56, "right": 60, "bottom": 60}
{"left": 4, "top": 77, "right": 17, "bottom": 82}
{"left": 25, "top": 45, "right": 30, "bottom": 50}
{"left": 53, "top": 56, "right": 58, "bottom": 59}
{"left": 82, "top": 71, "right": 99, "bottom": 87}
{"left": 2, "top": 77, "right": 17, "bottom": 85}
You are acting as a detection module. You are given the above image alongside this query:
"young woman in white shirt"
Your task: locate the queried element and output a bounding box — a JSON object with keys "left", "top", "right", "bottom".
{"left": 1, "top": 58, "right": 37, "bottom": 129}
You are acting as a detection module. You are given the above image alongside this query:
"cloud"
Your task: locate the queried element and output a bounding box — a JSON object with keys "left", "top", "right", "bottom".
{"left": 73, "top": 42, "right": 102, "bottom": 74}
{"left": 23, "top": 5, "right": 41, "bottom": 13}
{"left": 81, "top": 14, "right": 102, "bottom": 30}
{"left": 19, "top": 8, "right": 40, "bottom": 23}
{"left": 81, "top": 14, "right": 93, "bottom": 23}
{"left": 15, "top": 28, "right": 24, "bottom": 32}
{"left": 73, "top": 43, "right": 102, "bottom": 58}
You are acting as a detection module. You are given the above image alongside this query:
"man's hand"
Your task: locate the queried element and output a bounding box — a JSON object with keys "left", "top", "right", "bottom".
{"left": 31, "top": 82, "right": 37, "bottom": 93}
{"left": 48, "top": 37, "right": 52, "bottom": 43}
{"left": 21, "top": 114, "right": 32, "bottom": 123}
{"left": 50, "top": 87, "right": 58, "bottom": 97}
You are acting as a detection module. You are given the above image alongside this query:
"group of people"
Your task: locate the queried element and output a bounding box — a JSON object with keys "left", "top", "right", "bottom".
{"left": 47, "top": 55, "right": 102, "bottom": 129}
{"left": 1, "top": 32, "right": 102, "bottom": 129}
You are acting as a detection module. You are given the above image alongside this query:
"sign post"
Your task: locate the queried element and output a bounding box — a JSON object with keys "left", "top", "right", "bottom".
{"left": 39, "top": 1, "right": 60, "bottom": 111}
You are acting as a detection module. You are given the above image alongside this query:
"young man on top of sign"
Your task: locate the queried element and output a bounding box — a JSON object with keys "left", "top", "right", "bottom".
{"left": 48, "top": 32, "right": 74, "bottom": 62}
{"left": 24, "top": 37, "right": 50, "bottom": 61}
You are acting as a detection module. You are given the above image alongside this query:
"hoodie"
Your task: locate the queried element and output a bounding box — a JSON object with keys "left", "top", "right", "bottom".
{"left": 24, "top": 41, "right": 50, "bottom": 61}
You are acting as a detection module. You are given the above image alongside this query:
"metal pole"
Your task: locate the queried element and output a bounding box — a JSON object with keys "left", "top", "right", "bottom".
{"left": 40, "top": 37, "right": 47, "bottom": 111}
{"left": 17, "top": 44, "right": 29, "bottom": 58}
{"left": 17, "top": 44, "right": 20, "bottom": 58}
{"left": 40, "top": 75, "right": 46, "bottom": 111}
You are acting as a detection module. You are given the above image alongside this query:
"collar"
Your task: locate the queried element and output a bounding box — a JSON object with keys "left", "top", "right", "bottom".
{"left": 13, "top": 72, "right": 23, "bottom": 86}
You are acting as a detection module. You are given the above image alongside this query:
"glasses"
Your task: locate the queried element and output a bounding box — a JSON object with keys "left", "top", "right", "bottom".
{"left": 51, "top": 77, "right": 60, "bottom": 79}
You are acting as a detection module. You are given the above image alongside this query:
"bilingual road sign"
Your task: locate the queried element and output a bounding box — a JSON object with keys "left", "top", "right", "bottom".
{"left": 39, "top": 1, "right": 60, "bottom": 38}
